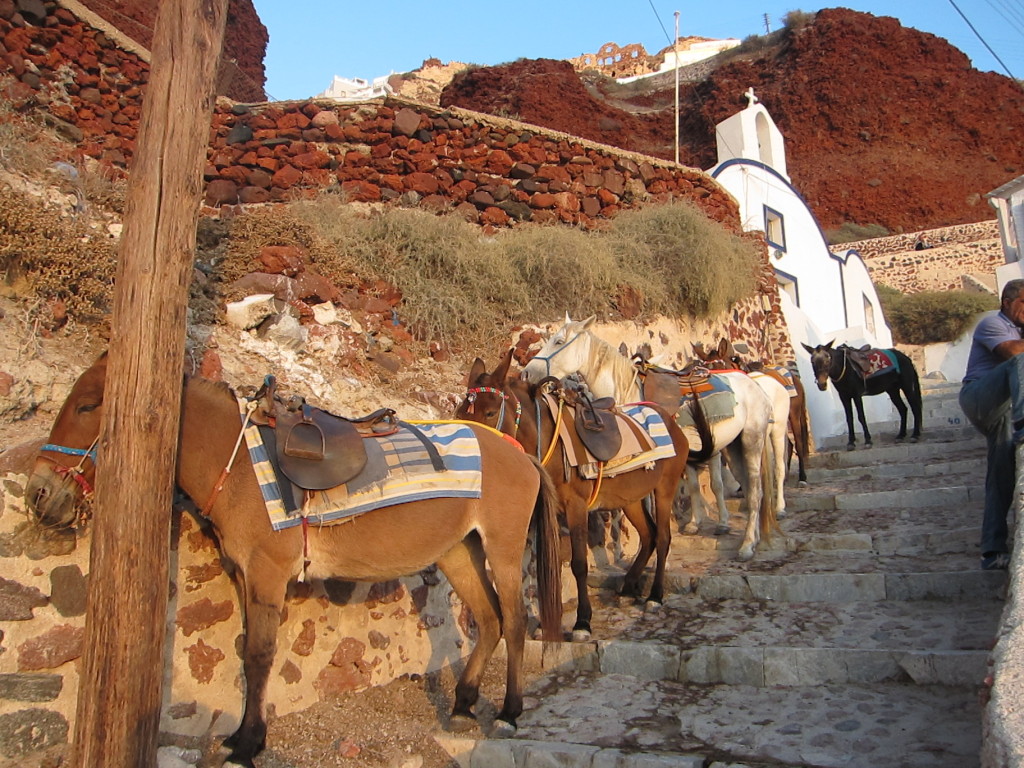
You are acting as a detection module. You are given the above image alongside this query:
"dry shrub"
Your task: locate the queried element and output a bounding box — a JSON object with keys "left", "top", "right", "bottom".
{"left": 220, "top": 197, "right": 760, "bottom": 348}
{"left": 0, "top": 184, "right": 116, "bottom": 322}
{"left": 876, "top": 284, "right": 997, "bottom": 344}
{"left": 609, "top": 201, "right": 760, "bottom": 317}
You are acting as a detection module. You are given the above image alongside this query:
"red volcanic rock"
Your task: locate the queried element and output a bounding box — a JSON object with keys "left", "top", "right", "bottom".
{"left": 440, "top": 10, "right": 1024, "bottom": 232}
{"left": 259, "top": 245, "right": 305, "bottom": 277}
{"left": 75, "top": 0, "right": 267, "bottom": 102}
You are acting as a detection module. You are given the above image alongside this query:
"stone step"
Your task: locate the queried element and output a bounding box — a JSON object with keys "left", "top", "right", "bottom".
{"left": 499, "top": 674, "right": 982, "bottom": 768}
{"left": 786, "top": 483, "right": 984, "bottom": 513}
{"left": 669, "top": 524, "right": 980, "bottom": 556}
{"left": 804, "top": 454, "right": 983, "bottom": 482}
{"left": 816, "top": 423, "right": 976, "bottom": 450}
{"left": 527, "top": 640, "right": 989, "bottom": 688}
{"left": 438, "top": 736, "right": 706, "bottom": 768}
{"left": 809, "top": 432, "right": 984, "bottom": 466}
{"left": 590, "top": 563, "right": 1006, "bottom": 602}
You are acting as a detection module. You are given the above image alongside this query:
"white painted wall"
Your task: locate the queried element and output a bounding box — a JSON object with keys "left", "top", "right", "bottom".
{"left": 710, "top": 96, "right": 896, "bottom": 445}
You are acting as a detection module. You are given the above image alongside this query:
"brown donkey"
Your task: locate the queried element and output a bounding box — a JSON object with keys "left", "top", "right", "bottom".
{"left": 25, "top": 354, "right": 562, "bottom": 768}
{"left": 456, "top": 348, "right": 711, "bottom": 641}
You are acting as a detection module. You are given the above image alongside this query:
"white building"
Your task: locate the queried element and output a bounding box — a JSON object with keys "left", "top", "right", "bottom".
{"left": 987, "top": 174, "right": 1024, "bottom": 286}
{"left": 318, "top": 75, "right": 393, "bottom": 102}
{"left": 707, "top": 88, "right": 895, "bottom": 446}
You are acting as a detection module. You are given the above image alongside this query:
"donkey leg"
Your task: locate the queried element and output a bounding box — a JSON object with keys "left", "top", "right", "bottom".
{"left": 888, "top": 390, "right": 909, "bottom": 440}
{"left": 853, "top": 396, "right": 872, "bottom": 448}
{"left": 646, "top": 476, "right": 680, "bottom": 606}
{"left": 437, "top": 536, "right": 502, "bottom": 730}
{"left": 733, "top": 440, "right": 764, "bottom": 562}
{"left": 621, "top": 499, "right": 655, "bottom": 603}
{"left": 682, "top": 463, "right": 706, "bottom": 535}
{"left": 707, "top": 454, "right": 731, "bottom": 536}
{"left": 223, "top": 566, "right": 289, "bottom": 768}
{"left": 484, "top": 541, "right": 530, "bottom": 735}
{"left": 565, "top": 503, "right": 595, "bottom": 641}
{"left": 841, "top": 397, "right": 858, "bottom": 450}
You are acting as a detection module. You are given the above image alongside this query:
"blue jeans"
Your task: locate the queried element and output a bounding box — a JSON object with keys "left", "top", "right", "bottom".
{"left": 959, "top": 352, "right": 1024, "bottom": 555}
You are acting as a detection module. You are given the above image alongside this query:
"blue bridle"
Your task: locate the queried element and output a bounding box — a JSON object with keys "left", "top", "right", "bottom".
{"left": 40, "top": 443, "right": 98, "bottom": 463}
{"left": 528, "top": 329, "right": 586, "bottom": 379}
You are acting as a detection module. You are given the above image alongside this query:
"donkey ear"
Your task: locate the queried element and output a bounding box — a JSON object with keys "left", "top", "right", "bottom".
{"left": 717, "top": 337, "right": 730, "bottom": 357}
{"left": 495, "top": 348, "right": 515, "bottom": 383}
{"left": 800, "top": 343, "right": 815, "bottom": 354}
{"left": 581, "top": 314, "right": 597, "bottom": 330}
{"left": 467, "top": 357, "right": 487, "bottom": 385}
{"left": 564, "top": 311, "right": 572, "bottom": 325}
{"left": 824, "top": 339, "right": 835, "bottom": 349}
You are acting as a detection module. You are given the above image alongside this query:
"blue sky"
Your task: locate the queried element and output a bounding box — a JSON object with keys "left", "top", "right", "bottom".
{"left": 251, "top": 2, "right": 1024, "bottom": 102}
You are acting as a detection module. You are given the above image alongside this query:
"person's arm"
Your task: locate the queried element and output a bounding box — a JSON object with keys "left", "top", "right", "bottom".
{"left": 993, "top": 339, "right": 1024, "bottom": 360}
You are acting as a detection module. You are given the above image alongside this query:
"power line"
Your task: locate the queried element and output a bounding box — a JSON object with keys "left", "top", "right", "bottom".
{"left": 948, "top": 0, "right": 1019, "bottom": 81}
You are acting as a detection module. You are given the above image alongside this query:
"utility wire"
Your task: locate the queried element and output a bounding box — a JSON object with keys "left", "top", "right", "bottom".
{"left": 948, "top": 0, "right": 1019, "bottom": 81}
{"left": 986, "top": 0, "right": 1024, "bottom": 39}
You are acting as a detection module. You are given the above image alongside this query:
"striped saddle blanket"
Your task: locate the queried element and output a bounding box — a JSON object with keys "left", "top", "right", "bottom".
{"left": 751, "top": 366, "right": 799, "bottom": 398}
{"left": 548, "top": 397, "right": 677, "bottom": 479}
{"left": 240, "top": 400, "right": 483, "bottom": 531}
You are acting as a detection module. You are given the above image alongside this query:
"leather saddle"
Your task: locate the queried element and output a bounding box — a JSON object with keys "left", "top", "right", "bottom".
{"left": 636, "top": 362, "right": 713, "bottom": 417}
{"left": 560, "top": 375, "right": 622, "bottom": 462}
{"left": 251, "top": 376, "right": 398, "bottom": 491}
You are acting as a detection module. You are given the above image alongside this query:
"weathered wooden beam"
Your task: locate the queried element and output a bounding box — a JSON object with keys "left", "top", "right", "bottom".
{"left": 71, "top": 2, "right": 228, "bottom": 766}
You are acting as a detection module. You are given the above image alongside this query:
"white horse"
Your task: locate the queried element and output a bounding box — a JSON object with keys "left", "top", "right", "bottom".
{"left": 522, "top": 314, "right": 777, "bottom": 561}
{"left": 692, "top": 338, "right": 790, "bottom": 517}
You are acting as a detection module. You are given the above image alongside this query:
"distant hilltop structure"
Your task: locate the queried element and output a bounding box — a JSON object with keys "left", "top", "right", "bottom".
{"left": 569, "top": 36, "right": 740, "bottom": 80}
{"left": 318, "top": 74, "right": 394, "bottom": 102}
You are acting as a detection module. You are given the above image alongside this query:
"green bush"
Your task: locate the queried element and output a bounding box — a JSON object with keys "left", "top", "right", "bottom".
{"left": 876, "top": 284, "right": 997, "bottom": 344}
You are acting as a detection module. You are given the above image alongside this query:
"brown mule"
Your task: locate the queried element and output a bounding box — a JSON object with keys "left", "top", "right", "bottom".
{"left": 25, "top": 354, "right": 562, "bottom": 768}
{"left": 456, "top": 348, "right": 711, "bottom": 641}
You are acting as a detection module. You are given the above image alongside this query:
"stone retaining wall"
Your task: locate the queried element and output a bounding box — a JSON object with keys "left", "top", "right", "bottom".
{"left": 838, "top": 221, "right": 1003, "bottom": 295}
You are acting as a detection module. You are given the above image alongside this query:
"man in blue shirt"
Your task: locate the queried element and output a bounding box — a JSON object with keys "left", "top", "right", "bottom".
{"left": 960, "top": 278, "right": 1024, "bottom": 570}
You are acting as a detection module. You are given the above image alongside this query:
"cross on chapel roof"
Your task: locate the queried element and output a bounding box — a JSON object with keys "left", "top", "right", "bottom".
{"left": 745, "top": 87, "right": 759, "bottom": 108}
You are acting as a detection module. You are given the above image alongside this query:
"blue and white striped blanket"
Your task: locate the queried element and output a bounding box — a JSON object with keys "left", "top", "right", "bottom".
{"left": 578, "top": 403, "right": 677, "bottom": 479}
{"left": 240, "top": 401, "right": 482, "bottom": 531}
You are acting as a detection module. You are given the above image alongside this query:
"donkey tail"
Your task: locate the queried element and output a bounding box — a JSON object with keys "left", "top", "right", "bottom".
{"left": 685, "top": 388, "right": 716, "bottom": 465}
{"left": 530, "top": 455, "right": 563, "bottom": 643}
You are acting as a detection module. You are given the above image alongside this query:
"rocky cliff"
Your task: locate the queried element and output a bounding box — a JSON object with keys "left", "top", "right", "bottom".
{"left": 440, "top": 8, "right": 1024, "bottom": 235}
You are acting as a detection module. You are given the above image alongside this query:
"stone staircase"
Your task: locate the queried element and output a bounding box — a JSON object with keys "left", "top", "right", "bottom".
{"left": 440, "top": 379, "right": 1008, "bottom": 767}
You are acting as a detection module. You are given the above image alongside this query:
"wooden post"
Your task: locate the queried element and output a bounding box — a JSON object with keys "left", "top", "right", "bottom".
{"left": 71, "top": 2, "right": 227, "bottom": 767}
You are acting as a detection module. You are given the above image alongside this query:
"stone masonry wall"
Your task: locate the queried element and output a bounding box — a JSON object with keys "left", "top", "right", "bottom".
{"left": 838, "top": 221, "right": 1003, "bottom": 295}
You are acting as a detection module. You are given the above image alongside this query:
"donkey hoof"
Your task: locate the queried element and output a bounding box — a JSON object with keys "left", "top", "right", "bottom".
{"left": 223, "top": 755, "right": 256, "bottom": 768}
{"left": 714, "top": 525, "right": 730, "bottom": 536}
{"left": 910, "top": 436, "right": 919, "bottom": 444}
{"left": 571, "top": 628, "right": 593, "bottom": 643}
{"left": 864, "top": 442, "right": 873, "bottom": 449}
{"left": 448, "top": 713, "right": 479, "bottom": 733}
{"left": 683, "top": 522, "right": 699, "bottom": 536}
{"left": 846, "top": 443, "right": 856, "bottom": 452}
{"left": 798, "top": 480, "right": 808, "bottom": 487}
{"left": 491, "top": 719, "right": 517, "bottom": 738}
{"left": 736, "top": 548, "right": 755, "bottom": 562}
{"left": 644, "top": 599, "right": 663, "bottom": 613}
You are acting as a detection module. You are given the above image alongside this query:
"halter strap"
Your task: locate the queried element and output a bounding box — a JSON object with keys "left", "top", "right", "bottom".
{"left": 41, "top": 442, "right": 98, "bottom": 463}
{"left": 38, "top": 437, "right": 100, "bottom": 499}
{"left": 464, "top": 386, "right": 522, "bottom": 436}
{"left": 527, "top": 329, "right": 585, "bottom": 379}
